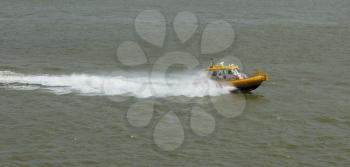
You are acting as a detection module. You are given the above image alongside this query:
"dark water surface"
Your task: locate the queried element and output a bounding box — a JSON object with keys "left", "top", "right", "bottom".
{"left": 1, "top": 0, "right": 350, "bottom": 166}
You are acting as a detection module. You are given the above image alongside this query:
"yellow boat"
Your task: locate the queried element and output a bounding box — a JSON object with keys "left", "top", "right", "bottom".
{"left": 207, "top": 60, "right": 268, "bottom": 92}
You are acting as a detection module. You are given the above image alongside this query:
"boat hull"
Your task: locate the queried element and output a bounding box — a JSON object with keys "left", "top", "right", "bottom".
{"left": 208, "top": 66, "right": 268, "bottom": 92}
{"left": 231, "top": 83, "right": 261, "bottom": 93}
{"left": 230, "top": 75, "right": 267, "bottom": 92}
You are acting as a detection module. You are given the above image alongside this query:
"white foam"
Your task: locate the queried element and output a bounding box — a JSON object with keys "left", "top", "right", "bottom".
{"left": 0, "top": 71, "right": 234, "bottom": 98}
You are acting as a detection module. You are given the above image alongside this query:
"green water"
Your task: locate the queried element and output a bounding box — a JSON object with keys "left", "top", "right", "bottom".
{"left": 0, "top": 0, "right": 349, "bottom": 166}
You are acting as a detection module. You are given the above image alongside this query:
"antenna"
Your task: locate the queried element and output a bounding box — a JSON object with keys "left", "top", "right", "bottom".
{"left": 210, "top": 58, "right": 214, "bottom": 66}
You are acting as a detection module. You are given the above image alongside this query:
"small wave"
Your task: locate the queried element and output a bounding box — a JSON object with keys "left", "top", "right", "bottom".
{"left": 0, "top": 71, "right": 234, "bottom": 98}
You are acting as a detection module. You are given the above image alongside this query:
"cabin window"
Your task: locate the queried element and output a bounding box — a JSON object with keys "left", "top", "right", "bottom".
{"left": 233, "top": 69, "right": 239, "bottom": 75}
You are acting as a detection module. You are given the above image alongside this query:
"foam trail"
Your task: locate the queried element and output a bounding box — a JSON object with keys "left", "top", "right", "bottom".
{"left": 0, "top": 71, "right": 234, "bottom": 98}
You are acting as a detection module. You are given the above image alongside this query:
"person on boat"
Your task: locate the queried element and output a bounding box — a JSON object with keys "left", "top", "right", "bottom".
{"left": 218, "top": 71, "right": 223, "bottom": 80}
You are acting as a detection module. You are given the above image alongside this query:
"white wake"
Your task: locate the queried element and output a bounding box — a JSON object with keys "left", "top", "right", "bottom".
{"left": 0, "top": 71, "right": 234, "bottom": 98}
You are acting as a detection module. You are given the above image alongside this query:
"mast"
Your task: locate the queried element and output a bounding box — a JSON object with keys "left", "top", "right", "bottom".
{"left": 210, "top": 58, "right": 215, "bottom": 66}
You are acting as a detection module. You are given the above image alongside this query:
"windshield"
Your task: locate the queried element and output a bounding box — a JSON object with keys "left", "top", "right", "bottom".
{"left": 209, "top": 69, "right": 247, "bottom": 80}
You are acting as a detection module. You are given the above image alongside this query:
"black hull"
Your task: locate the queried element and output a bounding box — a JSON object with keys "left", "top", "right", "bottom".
{"left": 230, "top": 84, "right": 261, "bottom": 93}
